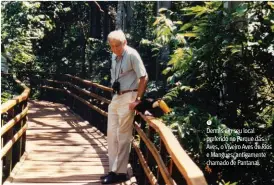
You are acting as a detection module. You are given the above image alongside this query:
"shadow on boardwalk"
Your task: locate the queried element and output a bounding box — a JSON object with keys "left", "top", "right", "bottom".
{"left": 4, "top": 100, "right": 137, "bottom": 185}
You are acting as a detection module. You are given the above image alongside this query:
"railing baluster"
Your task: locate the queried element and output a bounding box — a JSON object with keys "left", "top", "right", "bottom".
{"left": 169, "top": 159, "right": 173, "bottom": 175}
{"left": 5, "top": 108, "right": 14, "bottom": 179}
{"left": 1, "top": 74, "right": 30, "bottom": 184}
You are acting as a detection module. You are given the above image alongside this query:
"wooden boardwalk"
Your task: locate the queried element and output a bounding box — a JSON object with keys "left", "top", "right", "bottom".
{"left": 4, "top": 100, "right": 136, "bottom": 185}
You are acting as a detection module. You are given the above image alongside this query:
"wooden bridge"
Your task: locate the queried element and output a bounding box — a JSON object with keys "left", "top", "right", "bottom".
{"left": 1, "top": 73, "right": 208, "bottom": 185}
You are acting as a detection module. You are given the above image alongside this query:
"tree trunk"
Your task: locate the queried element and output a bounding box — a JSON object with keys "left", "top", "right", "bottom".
{"left": 88, "top": 4, "right": 93, "bottom": 74}
{"left": 116, "top": 1, "right": 123, "bottom": 29}
{"left": 102, "top": 3, "right": 109, "bottom": 41}
{"left": 91, "top": 3, "right": 101, "bottom": 39}
{"left": 81, "top": 35, "right": 87, "bottom": 78}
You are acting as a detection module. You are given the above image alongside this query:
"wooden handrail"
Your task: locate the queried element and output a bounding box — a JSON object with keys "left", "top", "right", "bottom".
{"left": 1, "top": 124, "right": 28, "bottom": 159}
{"left": 66, "top": 82, "right": 111, "bottom": 104}
{"left": 42, "top": 86, "right": 108, "bottom": 117}
{"left": 1, "top": 106, "right": 28, "bottom": 136}
{"left": 45, "top": 80, "right": 111, "bottom": 104}
{"left": 1, "top": 76, "right": 30, "bottom": 114}
{"left": 65, "top": 74, "right": 113, "bottom": 92}
{"left": 139, "top": 114, "right": 207, "bottom": 185}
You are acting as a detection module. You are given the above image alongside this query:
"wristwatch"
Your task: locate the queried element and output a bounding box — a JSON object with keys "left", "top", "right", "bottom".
{"left": 136, "top": 96, "right": 141, "bottom": 101}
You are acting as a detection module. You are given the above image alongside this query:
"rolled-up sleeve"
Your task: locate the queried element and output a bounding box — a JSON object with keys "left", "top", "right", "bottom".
{"left": 131, "top": 52, "right": 147, "bottom": 79}
{"left": 110, "top": 54, "right": 116, "bottom": 85}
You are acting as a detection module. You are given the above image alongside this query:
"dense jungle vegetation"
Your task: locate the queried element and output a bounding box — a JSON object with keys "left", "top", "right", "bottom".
{"left": 1, "top": 1, "right": 273, "bottom": 185}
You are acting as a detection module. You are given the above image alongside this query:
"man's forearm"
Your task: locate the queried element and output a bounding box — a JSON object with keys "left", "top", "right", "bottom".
{"left": 136, "top": 76, "right": 148, "bottom": 100}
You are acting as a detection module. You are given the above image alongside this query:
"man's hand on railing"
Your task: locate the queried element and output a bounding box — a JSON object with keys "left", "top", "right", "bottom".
{"left": 133, "top": 98, "right": 171, "bottom": 117}
{"left": 129, "top": 100, "right": 141, "bottom": 111}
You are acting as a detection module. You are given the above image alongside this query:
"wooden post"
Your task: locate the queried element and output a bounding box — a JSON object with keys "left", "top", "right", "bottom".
{"left": 1, "top": 117, "right": 3, "bottom": 185}
{"left": 5, "top": 109, "right": 14, "bottom": 181}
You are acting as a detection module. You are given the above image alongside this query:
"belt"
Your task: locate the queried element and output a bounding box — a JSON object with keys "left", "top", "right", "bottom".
{"left": 118, "top": 89, "right": 138, "bottom": 95}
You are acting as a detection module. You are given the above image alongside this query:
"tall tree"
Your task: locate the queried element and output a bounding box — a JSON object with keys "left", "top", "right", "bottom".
{"left": 116, "top": 1, "right": 123, "bottom": 29}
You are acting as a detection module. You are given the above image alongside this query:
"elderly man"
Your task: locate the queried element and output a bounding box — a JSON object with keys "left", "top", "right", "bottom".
{"left": 101, "top": 30, "right": 148, "bottom": 184}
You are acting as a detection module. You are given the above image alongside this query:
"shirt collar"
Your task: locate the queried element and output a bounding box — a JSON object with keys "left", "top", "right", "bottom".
{"left": 115, "top": 46, "right": 127, "bottom": 61}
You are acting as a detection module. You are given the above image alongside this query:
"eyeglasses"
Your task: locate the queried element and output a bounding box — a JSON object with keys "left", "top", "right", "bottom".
{"left": 109, "top": 42, "right": 123, "bottom": 48}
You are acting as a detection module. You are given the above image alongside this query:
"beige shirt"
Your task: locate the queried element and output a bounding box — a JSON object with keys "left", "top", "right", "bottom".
{"left": 110, "top": 45, "right": 147, "bottom": 92}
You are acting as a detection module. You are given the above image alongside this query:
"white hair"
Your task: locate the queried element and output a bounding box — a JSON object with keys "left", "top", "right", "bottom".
{"left": 107, "top": 30, "right": 126, "bottom": 43}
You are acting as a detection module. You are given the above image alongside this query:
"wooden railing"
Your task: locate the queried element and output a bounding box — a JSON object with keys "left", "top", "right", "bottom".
{"left": 30, "top": 73, "right": 207, "bottom": 185}
{"left": 1, "top": 74, "right": 30, "bottom": 184}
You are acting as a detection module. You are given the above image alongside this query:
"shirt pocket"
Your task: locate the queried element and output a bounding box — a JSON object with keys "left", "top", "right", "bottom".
{"left": 120, "top": 61, "right": 133, "bottom": 76}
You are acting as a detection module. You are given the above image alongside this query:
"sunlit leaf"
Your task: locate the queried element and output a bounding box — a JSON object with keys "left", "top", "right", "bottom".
{"left": 168, "top": 48, "right": 184, "bottom": 65}
{"left": 182, "top": 32, "right": 197, "bottom": 38}
{"left": 158, "top": 8, "right": 168, "bottom": 13}
{"left": 153, "top": 17, "right": 162, "bottom": 26}
{"left": 235, "top": 3, "right": 248, "bottom": 16}
{"left": 195, "top": 10, "right": 207, "bottom": 18}
{"left": 267, "top": 1, "right": 274, "bottom": 9}
{"left": 179, "top": 23, "right": 193, "bottom": 31}
{"left": 180, "top": 85, "right": 194, "bottom": 92}
{"left": 231, "top": 48, "right": 241, "bottom": 54}
{"left": 188, "top": 6, "right": 207, "bottom": 13}
{"left": 175, "top": 33, "right": 187, "bottom": 44}
{"left": 163, "top": 67, "right": 172, "bottom": 75}
{"left": 173, "top": 21, "right": 183, "bottom": 25}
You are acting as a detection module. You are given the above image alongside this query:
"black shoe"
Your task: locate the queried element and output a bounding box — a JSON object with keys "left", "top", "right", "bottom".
{"left": 117, "top": 173, "right": 128, "bottom": 182}
{"left": 100, "top": 171, "right": 115, "bottom": 180}
{"left": 101, "top": 173, "right": 128, "bottom": 184}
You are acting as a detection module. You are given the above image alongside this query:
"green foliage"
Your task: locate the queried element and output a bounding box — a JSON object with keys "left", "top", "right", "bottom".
{"left": 1, "top": 1, "right": 113, "bottom": 84}
{"left": 1, "top": 2, "right": 54, "bottom": 66}
{"left": 1, "top": 75, "right": 22, "bottom": 104}
{"left": 163, "top": 106, "right": 208, "bottom": 155}
{"left": 217, "top": 180, "right": 238, "bottom": 185}
{"left": 1, "top": 91, "right": 13, "bottom": 104}
{"left": 86, "top": 38, "right": 111, "bottom": 83}
{"left": 152, "top": 1, "right": 273, "bottom": 184}
{"left": 128, "top": 2, "right": 162, "bottom": 84}
{"left": 128, "top": 2, "right": 156, "bottom": 47}
{"left": 162, "top": 105, "right": 240, "bottom": 160}
{"left": 154, "top": 1, "right": 273, "bottom": 126}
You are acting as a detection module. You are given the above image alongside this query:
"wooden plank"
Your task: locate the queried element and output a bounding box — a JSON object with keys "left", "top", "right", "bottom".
{"left": 27, "top": 141, "right": 107, "bottom": 147}
{"left": 28, "top": 116, "right": 82, "bottom": 120}
{"left": 11, "top": 175, "right": 105, "bottom": 183}
{"left": 15, "top": 166, "right": 109, "bottom": 175}
{"left": 28, "top": 100, "right": 64, "bottom": 107}
{"left": 27, "top": 132, "right": 106, "bottom": 140}
{"left": 17, "top": 161, "right": 108, "bottom": 167}
{"left": 26, "top": 128, "right": 98, "bottom": 133}
{"left": 5, "top": 183, "right": 103, "bottom": 185}
{"left": 26, "top": 146, "right": 107, "bottom": 154}
{"left": 26, "top": 152, "right": 107, "bottom": 157}
{"left": 4, "top": 100, "right": 137, "bottom": 185}
{"left": 27, "top": 122, "right": 92, "bottom": 129}
{"left": 27, "top": 130, "right": 105, "bottom": 137}
{"left": 27, "top": 118, "right": 90, "bottom": 124}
